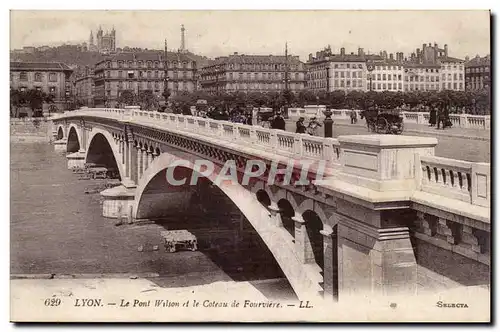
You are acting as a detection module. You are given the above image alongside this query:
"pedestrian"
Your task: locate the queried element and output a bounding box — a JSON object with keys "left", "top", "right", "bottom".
{"left": 307, "top": 117, "right": 322, "bottom": 136}
{"left": 429, "top": 106, "right": 437, "bottom": 127}
{"left": 295, "top": 117, "right": 307, "bottom": 133}
{"left": 436, "top": 105, "right": 446, "bottom": 130}
{"left": 271, "top": 113, "right": 286, "bottom": 130}
{"left": 350, "top": 109, "right": 357, "bottom": 124}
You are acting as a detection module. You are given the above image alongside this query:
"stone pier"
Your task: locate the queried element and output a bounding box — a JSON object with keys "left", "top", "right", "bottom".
{"left": 53, "top": 139, "right": 67, "bottom": 153}
{"left": 100, "top": 184, "right": 136, "bottom": 221}
{"left": 66, "top": 150, "right": 86, "bottom": 169}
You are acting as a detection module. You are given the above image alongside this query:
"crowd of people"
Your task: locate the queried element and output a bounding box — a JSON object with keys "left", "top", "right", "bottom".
{"left": 428, "top": 105, "right": 452, "bottom": 129}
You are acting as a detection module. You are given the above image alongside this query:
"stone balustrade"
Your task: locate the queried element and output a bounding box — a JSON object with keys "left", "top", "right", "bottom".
{"left": 287, "top": 107, "right": 490, "bottom": 130}
{"left": 419, "top": 155, "right": 490, "bottom": 208}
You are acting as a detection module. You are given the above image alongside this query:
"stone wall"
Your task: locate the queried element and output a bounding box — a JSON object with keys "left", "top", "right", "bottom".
{"left": 10, "top": 118, "right": 52, "bottom": 143}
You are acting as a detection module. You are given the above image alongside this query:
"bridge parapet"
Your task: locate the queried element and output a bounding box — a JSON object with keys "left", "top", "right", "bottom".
{"left": 419, "top": 155, "right": 490, "bottom": 208}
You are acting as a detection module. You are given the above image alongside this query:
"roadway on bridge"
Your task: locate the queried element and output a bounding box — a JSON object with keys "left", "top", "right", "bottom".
{"left": 284, "top": 119, "right": 490, "bottom": 163}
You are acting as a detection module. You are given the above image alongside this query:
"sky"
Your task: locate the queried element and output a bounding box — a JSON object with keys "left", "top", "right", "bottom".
{"left": 10, "top": 10, "right": 491, "bottom": 61}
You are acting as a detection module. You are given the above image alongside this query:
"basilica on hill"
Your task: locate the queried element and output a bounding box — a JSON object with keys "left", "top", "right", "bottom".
{"left": 88, "top": 26, "right": 116, "bottom": 54}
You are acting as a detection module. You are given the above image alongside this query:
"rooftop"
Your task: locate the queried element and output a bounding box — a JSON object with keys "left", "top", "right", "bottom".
{"left": 10, "top": 61, "right": 73, "bottom": 71}
{"left": 438, "top": 56, "right": 465, "bottom": 63}
{"left": 465, "top": 55, "right": 491, "bottom": 67}
{"left": 95, "top": 51, "right": 200, "bottom": 65}
{"left": 210, "top": 53, "right": 303, "bottom": 66}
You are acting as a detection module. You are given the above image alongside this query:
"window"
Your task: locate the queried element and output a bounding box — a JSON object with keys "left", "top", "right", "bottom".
{"left": 346, "top": 72, "right": 350, "bottom": 78}
{"left": 34, "top": 72, "right": 42, "bottom": 82}
{"left": 382, "top": 74, "right": 386, "bottom": 80}
{"left": 453, "top": 73, "right": 457, "bottom": 80}
{"left": 377, "top": 83, "right": 381, "bottom": 89}
{"left": 155, "top": 71, "right": 159, "bottom": 78}
{"left": 352, "top": 80, "right": 357, "bottom": 88}
{"left": 358, "top": 64, "right": 363, "bottom": 69}
{"left": 346, "top": 64, "right": 350, "bottom": 69}
{"left": 118, "top": 71, "right": 123, "bottom": 78}
{"left": 377, "top": 74, "right": 381, "bottom": 80}
{"left": 459, "top": 73, "right": 463, "bottom": 80}
{"left": 459, "top": 83, "right": 463, "bottom": 90}
{"left": 442, "top": 74, "right": 446, "bottom": 80}
{"left": 448, "top": 82, "right": 451, "bottom": 89}
{"left": 118, "top": 61, "right": 123, "bottom": 68}
{"left": 382, "top": 83, "right": 386, "bottom": 89}
{"left": 453, "top": 82, "right": 457, "bottom": 90}
{"left": 49, "top": 73, "right": 57, "bottom": 82}
{"left": 398, "top": 83, "right": 402, "bottom": 90}
{"left": 352, "top": 72, "right": 357, "bottom": 78}
{"left": 340, "top": 81, "right": 345, "bottom": 87}
{"left": 147, "top": 71, "right": 152, "bottom": 78}
{"left": 388, "top": 75, "right": 391, "bottom": 81}
{"left": 340, "top": 72, "right": 345, "bottom": 78}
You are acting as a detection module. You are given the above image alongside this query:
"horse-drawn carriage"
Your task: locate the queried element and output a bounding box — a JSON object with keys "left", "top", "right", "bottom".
{"left": 360, "top": 108, "right": 404, "bottom": 135}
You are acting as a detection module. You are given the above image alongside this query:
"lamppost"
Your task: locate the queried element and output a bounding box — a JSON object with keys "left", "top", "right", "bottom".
{"left": 367, "top": 61, "right": 374, "bottom": 91}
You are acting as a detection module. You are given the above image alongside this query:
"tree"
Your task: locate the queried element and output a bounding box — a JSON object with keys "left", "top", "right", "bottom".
{"left": 138, "top": 90, "right": 159, "bottom": 111}
{"left": 25, "top": 89, "right": 47, "bottom": 117}
{"left": 117, "top": 90, "right": 136, "bottom": 107}
{"left": 329, "top": 90, "right": 345, "bottom": 109}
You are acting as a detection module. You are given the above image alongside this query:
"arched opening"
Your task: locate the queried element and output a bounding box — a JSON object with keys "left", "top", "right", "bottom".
{"left": 136, "top": 167, "right": 297, "bottom": 299}
{"left": 86, "top": 133, "right": 121, "bottom": 181}
{"left": 303, "top": 210, "right": 324, "bottom": 270}
{"left": 57, "top": 127, "right": 64, "bottom": 140}
{"left": 278, "top": 199, "right": 295, "bottom": 238}
{"left": 66, "top": 127, "right": 80, "bottom": 153}
{"left": 256, "top": 190, "right": 271, "bottom": 208}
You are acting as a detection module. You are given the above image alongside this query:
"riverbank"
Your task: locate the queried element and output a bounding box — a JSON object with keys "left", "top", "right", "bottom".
{"left": 10, "top": 118, "right": 52, "bottom": 143}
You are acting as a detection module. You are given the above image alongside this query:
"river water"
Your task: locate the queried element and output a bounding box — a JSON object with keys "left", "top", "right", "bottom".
{"left": 10, "top": 142, "right": 295, "bottom": 298}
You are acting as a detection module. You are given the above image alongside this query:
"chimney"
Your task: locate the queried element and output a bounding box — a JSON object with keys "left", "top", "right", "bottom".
{"left": 389, "top": 53, "right": 394, "bottom": 60}
{"left": 434, "top": 42, "right": 438, "bottom": 48}
{"left": 428, "top": 43, "right": 431, "bottom": 47}
{"left": 404, "top": 57, "right": 408, "bottom": 62}
{"left": 422, "top": 43, "right": 426, "bottom": 51}
{"left": 350, "top": 52, "right": 354, "bottom": 55}
{"left": 233, "top": 52, "right": 238, "bottom": 55}
{"left": 340, "top": 47, "right": 345, "bottom": 56}
{"left": 309, "top": 53, "right": 313, "bottom": 62}
{"left": 316, "top": 51, "right": 320, "bottom": 58}
{"left": 444, "top": 44, "right": 448, "bottom": 57}
{"left": 465, "top": 55, "right": 470, "bottom": 62}
{"left": 358, "top": 47, "right": 364, "bottom": 56}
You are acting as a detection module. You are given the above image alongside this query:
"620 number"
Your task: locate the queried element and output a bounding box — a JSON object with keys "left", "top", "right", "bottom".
{"left": 44, "top": 298, "right": 61, "bottom": 307}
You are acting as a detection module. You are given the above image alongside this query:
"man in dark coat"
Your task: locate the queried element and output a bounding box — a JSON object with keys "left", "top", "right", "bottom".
{"left": 271, "top": 113, "right": 286, "bottom": 130}
{"left": 429, "top": 106, "right": 437, "bottom": 127}
{"left": 295, "top": 117, "right": 306, "bottom": 133}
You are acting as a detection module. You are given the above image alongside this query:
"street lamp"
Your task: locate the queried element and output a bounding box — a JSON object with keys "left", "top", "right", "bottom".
{"left": 367, "top": 62, "right": 374, "bottom": 91}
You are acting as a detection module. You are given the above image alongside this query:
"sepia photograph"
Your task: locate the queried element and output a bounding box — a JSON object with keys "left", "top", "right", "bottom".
{"left": 8, "top": 8, "right": 491, "bottom": 323}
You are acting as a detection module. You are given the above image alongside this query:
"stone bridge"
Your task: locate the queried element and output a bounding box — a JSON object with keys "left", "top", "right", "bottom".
{"left": 51, "top": 106, "right": 491, "bottom": 302}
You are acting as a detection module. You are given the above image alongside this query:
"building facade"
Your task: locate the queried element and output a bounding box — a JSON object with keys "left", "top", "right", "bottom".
{"left": 306, "top": 46, "right": 384, "bottom": 93}
{"left": 368, "top": 55, "right": 405, "bottom": 92}
{"left": 465, "top": 55, "right": 490, "bottom": 91}
{"left": 439, "top": 57, "right": 465, "bottom": 91}
{"left": 93, "top": 51, "right": 198, "bottom": 107}
{"left": 10, "top": 61, "right": 73, "bottom": 109}
{"left": 199, "top": 52, "right": 306, "bottom": 94}
{"left": 74, "top": 66, "right": 95, "bottom": 107}
{"left": 403, "top": 63, "right": 441, "bottom": 92}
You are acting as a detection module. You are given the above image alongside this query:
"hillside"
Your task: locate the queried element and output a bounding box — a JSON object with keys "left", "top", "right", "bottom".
{"left": 10, "top": 45, "right": 213, "bottom": 68}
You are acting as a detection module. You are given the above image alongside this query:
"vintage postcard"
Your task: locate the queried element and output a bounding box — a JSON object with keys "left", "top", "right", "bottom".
{"left": 9, "top": 9, "right": 491, "bottom": 322}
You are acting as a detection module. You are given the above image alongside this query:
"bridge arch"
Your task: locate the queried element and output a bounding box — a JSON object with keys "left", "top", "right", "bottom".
{"left": 133, "top": 152, "right": 321, "bottom": 299}
{"left": 66, "top": 125, "right": 81, "bottom": 153}
{"left": 84, "top": 128, "right": 125, "bottom": 181}
{"left": 56, "top": 125, "right": 65, "bottom": 140}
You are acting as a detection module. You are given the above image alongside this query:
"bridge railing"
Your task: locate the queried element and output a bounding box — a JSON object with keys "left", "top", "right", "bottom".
{"left": 286, "top": 107, "right": 490, "bottom": 130}
{"left": 419, "top": 155, "right": 490, "bottom": 207}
